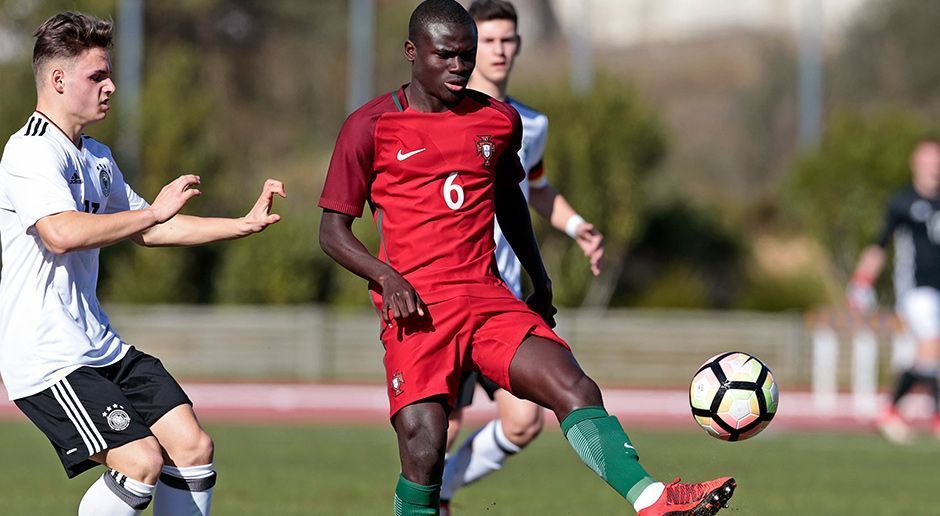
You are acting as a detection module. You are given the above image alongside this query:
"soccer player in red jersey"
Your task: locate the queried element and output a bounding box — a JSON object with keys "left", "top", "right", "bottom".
{"left": 318, "top": 1, "right": 735, "bottom": 514}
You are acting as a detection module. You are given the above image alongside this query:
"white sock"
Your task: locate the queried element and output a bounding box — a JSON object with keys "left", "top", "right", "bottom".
{"left": 154, "top": 463, "right": 216, "bottom": 516}
{"left": 440, "top": 419, "right": 520, "bottom": 500}
{"left": 633, "top": 482, "right": 666, "bottom": 513}
{"left": 79, "top": 469, "right": 155, "bottom": 516}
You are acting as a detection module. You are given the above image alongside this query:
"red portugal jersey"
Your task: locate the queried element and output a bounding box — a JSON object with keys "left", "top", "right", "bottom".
{"left": 318, "top": 85, "right": 526, "bottom": 303}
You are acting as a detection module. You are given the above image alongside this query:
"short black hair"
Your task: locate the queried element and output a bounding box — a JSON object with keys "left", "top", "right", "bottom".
{"left": 408, "top": 0, "right": 475, "bottom": 42}
{"left": 468, "top": 0, "right": 518, "bottom": 26}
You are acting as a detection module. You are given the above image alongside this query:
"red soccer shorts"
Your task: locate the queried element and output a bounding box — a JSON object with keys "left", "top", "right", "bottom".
{"left": 379, "top": 290, "right": 569, "bottom": 417}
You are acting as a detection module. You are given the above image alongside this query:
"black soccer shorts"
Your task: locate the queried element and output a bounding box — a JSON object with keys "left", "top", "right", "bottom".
{"left": 454, "top": 370, "right": 503, "bottom": 410}
{"left": 14, "top": 346, "right": 192, "bottom": 478}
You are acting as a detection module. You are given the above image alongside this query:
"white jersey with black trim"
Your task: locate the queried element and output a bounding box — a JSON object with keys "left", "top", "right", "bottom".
{"left": 0, "top": 112, "right": 149, "bottom": 400}
{"left": 493, "top": 98, "right": 550, "bottom": 299}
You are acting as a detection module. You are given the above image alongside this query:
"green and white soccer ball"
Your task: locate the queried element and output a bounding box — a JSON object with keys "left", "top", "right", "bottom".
{"left": 689, "top": 352, "right": 778, "bottom": 441}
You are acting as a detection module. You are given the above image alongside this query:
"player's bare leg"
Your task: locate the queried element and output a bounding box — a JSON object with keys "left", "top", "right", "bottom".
{"left": 392, "top": 398, "right": 449, "bottom": 515}
{"left": 917, "top": 338, "right": 940, "bottom": 440}
{"left": 149, "top": 405, "right": 217, "bottom": 515}
{"left": 445, "top": 407, "right": 465, "bottom": 452}
{"left": 880, "top": 337, "right": 940, "bottom": 443}
{"left": 80, "top": 437, "right": 164, "bottom": 515}
{"left": 496, "top": 390, "right": 544, "bottom": 446}
{"left": 509, "top": 335, "right": 735, "bottom": 515}
{"left": 440, "top": 391, "right": 542, "bottom": 513}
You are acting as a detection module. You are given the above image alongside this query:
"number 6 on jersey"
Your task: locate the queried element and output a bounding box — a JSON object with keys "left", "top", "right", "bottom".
{"left": 444, "top": 172, "right": 464, "bottom": 210}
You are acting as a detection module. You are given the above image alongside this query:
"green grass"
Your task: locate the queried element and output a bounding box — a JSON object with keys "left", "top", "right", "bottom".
{"left": 0, "top": 420, "right": 937, "bottom": 515}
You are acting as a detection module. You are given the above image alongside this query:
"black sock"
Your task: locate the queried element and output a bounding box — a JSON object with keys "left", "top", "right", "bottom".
{"left": 921, "top": 372, "right": 940, "bottom": 416}
{"left": 892, "top": 370, "right": 919, "bottom": 406}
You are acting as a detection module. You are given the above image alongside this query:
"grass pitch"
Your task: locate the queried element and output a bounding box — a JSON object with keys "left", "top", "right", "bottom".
{"left": 0, "top": 419, "right": 936, "bottom": 515}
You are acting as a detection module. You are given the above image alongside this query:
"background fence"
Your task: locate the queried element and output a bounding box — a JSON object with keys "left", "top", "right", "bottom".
{"left": 103, "top": 305, "right": 889, "bottom": 394}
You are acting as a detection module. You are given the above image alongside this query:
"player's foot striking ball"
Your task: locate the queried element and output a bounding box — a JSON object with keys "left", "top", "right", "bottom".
{"left": 317, "top": 1, "right": 736, "bottom": 514}
{"left": 637, "top": 477, "right": 737, "bottom": 516}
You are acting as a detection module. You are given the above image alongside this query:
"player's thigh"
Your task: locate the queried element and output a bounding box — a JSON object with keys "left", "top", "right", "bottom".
{"left": 14, "top": 367, "right": 154, "bottom": 479}
{"left": 469, "top": 293, "right": 571, "bottom": 394}
{"left": 150, "top": 404, "right": 214, "bottom": 466}
{"left": 899, "top": 288, "right": 940, "bottom": 340}
{"left": 507, "top": 335, "right": 602, "bottom": 414}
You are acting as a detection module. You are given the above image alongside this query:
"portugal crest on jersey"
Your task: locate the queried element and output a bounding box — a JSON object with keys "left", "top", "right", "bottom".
{"left": 476, "top": 135, "right": 495, "bottom": 167}
{"left": 390, "top": 371, "right": 405, "bottom": 397}
{"left": 97, "top": 163, "right": 112, "bottom": 197}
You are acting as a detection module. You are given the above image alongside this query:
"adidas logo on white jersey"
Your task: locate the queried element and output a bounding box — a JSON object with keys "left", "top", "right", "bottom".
{"left": 68, "top": 173, "right": 82, "bottom": 185}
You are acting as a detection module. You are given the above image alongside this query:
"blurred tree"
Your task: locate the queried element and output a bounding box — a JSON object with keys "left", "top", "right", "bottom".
{"left": 785, "top": 110, "right": 928, "bottom": 285}
{"left": 831, "top": 0, "right": 940, "bottom": 114}
{"left": 518, "top": 76, "right": 667, "bottom": 307}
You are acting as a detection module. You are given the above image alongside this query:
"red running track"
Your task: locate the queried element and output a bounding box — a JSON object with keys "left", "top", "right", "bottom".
{"left": 0, "top": 383, "right": 931, "bottom": 431}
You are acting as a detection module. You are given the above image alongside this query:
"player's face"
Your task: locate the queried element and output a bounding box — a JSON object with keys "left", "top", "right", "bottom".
{"left": 911, "top": 143, "right": 940, "bottom": 196}
{"left": 407, "top": 22, "right": 477, "bottom": 106}
{"left": 473, "top": 19, "right": 520, "bottom": 86}
{"left": 62, "top": 47, "right": 115, "bottom": 125}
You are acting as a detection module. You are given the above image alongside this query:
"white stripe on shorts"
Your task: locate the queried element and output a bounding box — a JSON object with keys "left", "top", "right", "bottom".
{"left": 51, "top": 379, "right": 107, "bottom": 455}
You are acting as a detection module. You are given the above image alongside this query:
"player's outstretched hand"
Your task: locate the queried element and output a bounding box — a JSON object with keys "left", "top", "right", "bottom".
{"left": 379, "top": 272, "right": 426, "bottom": 325}
{"left": 526, "top": 287, "right": 557, "bottom": 328}
{"left": 575, "top": 222, "right": 604, "bottom": 276}
{"left": 240, "top": 179, "right": 286, "bottom": 235}
{"left": 148, "top": 174, "right": 202, "bottom": 223}
{"left": 846, "top": 278, "right": 877, "bottom": 315}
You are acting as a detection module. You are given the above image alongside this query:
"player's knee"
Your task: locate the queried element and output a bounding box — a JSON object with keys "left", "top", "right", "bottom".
{"left": 174, "top": 430, "right": 214, "bottom": 467}
{"left": 409, "top": 444, "right": 444, "bottom": 472}
{"left": 503, "top": 411, "right": 544, "bottom": 447}
{"left": 114, "top": 438, "right": 164, "bottom": 484}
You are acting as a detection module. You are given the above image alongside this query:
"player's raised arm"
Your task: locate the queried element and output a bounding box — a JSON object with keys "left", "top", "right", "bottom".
{"left": 134, "top": 178, "right": 286, "bottom": 247}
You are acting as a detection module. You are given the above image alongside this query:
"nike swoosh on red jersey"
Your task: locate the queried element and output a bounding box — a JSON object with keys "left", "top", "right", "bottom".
{"left": 397, "top": 148, "right": 427, "bottom": 161}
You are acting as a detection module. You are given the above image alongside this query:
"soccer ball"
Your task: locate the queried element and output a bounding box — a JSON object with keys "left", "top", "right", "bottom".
{"left": 689, "top": 352, "right": 778, "bottom": 441}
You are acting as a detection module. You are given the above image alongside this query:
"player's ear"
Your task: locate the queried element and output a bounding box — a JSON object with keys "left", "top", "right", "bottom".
{"left": 404, "top": 40, "right": 417, "bottom": 63}
{"left": 514, "top": 34, "right": 522, "bottom": 57}
{"left": 51, "top": 67, "right": 66, "bottom": 94}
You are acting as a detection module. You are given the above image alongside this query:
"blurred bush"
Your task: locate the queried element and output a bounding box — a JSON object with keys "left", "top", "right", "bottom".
{"left": 518, "top": 76, "right": 667, "bottom": 307}
{"left": 615, "top": 201, "right": 747, "bottom": 309}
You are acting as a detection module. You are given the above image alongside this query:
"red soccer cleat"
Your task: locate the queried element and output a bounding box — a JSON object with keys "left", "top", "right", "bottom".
{"left": 637, "top": 477, "right": 736, "bottom": 516}
{"left": 439, "top": 500, "right": 451, "bottom": 516}
{"left": 876, "top": 407, "right": 913, "bottom": 444}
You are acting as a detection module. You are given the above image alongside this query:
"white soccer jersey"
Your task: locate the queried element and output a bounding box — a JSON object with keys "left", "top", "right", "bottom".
{"left": 494, "top": 98, "right": 550, "bottom": 298}
{"left": 0, "top": 112, "right": 148, "bottom": 400}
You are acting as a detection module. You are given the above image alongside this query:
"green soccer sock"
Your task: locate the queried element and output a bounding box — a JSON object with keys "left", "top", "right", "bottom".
{"left": 561, "top": 406, "right": 657, "bottom": 505}
{"left": 393, "top": 474, "right": 440, "bottom": 516}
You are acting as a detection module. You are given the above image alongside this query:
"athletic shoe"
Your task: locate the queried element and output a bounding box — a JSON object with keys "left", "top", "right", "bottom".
{"left": 877, "top": 408, "right": 913, "bottom": 444}
{"left": 439, "top": 500, "right": 450, "bottom": 516}
{"left": 637, "top": 477, "right": 736, "bottom": 516}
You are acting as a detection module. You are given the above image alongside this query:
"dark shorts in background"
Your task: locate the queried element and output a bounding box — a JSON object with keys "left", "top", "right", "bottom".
{"left": 454, "top": 370, "right": 502, "bottom": 410}
{"left": 14, "top": 347, "right": 191, "bottom": 478}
